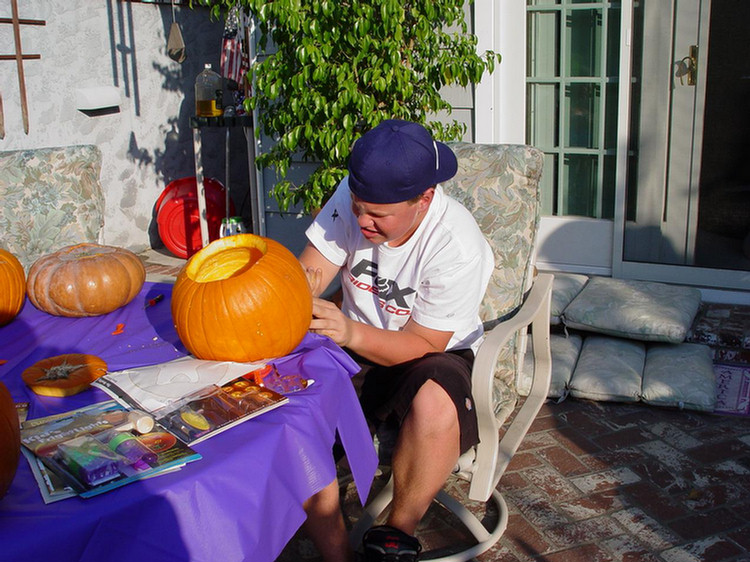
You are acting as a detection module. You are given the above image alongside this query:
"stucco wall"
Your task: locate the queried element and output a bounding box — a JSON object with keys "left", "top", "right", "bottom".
{"left": 0, "top": 1, "right": 477, "bottom": 258}
{"left": 0, "top": 1, "right": 241, "bottom": 254}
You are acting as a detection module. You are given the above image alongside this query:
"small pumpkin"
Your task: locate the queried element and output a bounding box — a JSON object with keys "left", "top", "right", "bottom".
{"left": 0, "top": 381, "right": 21, "bottom": 499}
{"left": 26, "top": 243, "right": 145, "bottom": 317}
{"left": 0, "top": 248, "right": 25, "bottom": 326}
{"left": 171, "top": 234, "right": 312, "bottom": 362}
{"left": 22, "top": 353, "right": 108, "bottom": 397}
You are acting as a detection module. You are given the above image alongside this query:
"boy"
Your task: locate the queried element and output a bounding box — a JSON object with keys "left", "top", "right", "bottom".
{"left": 300, "top": 120, "right": 493, "bottom": 562}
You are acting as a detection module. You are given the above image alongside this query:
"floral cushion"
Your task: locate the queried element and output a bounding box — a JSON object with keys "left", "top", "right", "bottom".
{"left": 0, "top": 145, "right": 104, "bottom": 269}
{"left": 568, "top": 336, "right": 646, "bottom": 403}
{"left": 566, "top": 335, "right": 715, "bottom": 412}
{"left": 443, "top": 143, "right": 544, "bottom": 418}
{"left": 520, "top": 332, "right": 583, "bottom": 399}
{"left": 641, "top": 343, "right": 716, "bottom": 411}
{"left": 561, "top": 277, "right": 702, "bottom": 343}
{"left": 550, "top": 273, "right": 589, "bottom": 325}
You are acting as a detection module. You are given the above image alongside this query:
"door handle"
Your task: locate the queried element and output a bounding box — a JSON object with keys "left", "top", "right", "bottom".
{"left": 677, "top": 45, "right": 698, "bottom": 86}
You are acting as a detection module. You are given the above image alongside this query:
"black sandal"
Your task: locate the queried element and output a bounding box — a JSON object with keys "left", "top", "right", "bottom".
{"left": 362, "top": 525, "right": 422, "bottom": 562}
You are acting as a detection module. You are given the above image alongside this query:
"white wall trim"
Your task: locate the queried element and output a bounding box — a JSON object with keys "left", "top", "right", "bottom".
{"left": 475, "top": 0, "right": 526, "bottom": 144}
{"left": 536, "top": 216, "right": 614, "bottom": 274}
{"left": 473, "top": 0, "right": 496, "bottom": 142}
{"left": 612, "top": 0, "right": 634, "bottom": 279}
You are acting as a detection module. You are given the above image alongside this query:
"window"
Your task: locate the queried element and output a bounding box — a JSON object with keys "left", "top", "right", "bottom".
{"left": 526, "top": 0, "right": 620, "bottom": 219}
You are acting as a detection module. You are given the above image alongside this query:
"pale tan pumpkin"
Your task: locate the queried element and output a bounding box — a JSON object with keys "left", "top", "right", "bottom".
{"left": 0, "top": 249, "right": 25, "bottom": 326}
{"left": 171, "top": 234, "right": 312, "bottom": 362}
{"left": 26, "top": 243, "right": 145, "bottom": 317}
{"left": 0, "top": 381, "right": 20, "bottom": 499}
{"left": 22, "top": 353, "right": 109, "bottom": 397}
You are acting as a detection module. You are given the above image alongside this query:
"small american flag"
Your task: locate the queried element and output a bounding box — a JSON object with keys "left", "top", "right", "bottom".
{"left": 220, "top": 7, "right": 249, "bottom": 89}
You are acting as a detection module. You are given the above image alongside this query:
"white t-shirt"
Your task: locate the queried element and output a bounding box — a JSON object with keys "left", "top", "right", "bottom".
{"left": 306, "top": 177, "right": 494, "bottom": 354}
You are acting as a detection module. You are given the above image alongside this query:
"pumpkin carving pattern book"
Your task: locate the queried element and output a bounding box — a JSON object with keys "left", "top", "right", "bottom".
{"left": 26, "top": 243, "right": 145, "bottom": 317}
{"left": 171, "top": 234, "right": 313, "bottom": 362}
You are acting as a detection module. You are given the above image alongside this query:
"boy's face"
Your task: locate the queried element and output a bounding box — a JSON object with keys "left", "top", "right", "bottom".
{"left": 350, "top": 189, "right": 434, "bottom": 247}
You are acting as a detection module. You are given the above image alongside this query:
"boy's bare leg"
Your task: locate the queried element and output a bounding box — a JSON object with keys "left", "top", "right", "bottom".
{"left": 386, "top": 380, "right": 460, "bottom": 535}
{"left": 302, "top": 479, "right": 354, "bottom": 562}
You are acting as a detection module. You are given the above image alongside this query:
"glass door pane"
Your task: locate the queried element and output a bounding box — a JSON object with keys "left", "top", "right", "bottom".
{"left": 566, "top": 9, "right": 601, "bottom": 77}
{"left": 526, "top": 1, "right": 619, "bottom": 219}
{"left": 624, "top": 0, "right": 750, "bottom": 274}
{"left": 693, "top": 0, "right": 750, "bottom": 271}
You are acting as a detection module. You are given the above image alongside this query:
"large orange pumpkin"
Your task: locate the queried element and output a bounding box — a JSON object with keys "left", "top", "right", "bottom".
{"left": 0, "top": 381, "right": 20, "bottom": 500}
{"left": 26, "top": 243, "right": 145, "bottom": 317}
{"left": 171, "top": 234, "right": 312, "bottom": 362}
{"left": 0, "top": 248, "right": 25, "bottom": 326}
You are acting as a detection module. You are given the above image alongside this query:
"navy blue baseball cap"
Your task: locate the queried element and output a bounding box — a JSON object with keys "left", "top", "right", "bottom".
{"left": 347, "top": 120, "right": 458, "bottom": 204}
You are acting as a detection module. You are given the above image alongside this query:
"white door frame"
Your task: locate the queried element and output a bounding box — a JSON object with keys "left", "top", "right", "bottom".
{"left": 485, "top": 0, "right": 614, "bottom": 276}
{"left": 475, "top": 0, "right": 525, "bottom": 144}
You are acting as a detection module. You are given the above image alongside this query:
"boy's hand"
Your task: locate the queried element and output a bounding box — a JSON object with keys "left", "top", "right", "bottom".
{"left": 310, "top": 297, "right": 353, "bottom": 347}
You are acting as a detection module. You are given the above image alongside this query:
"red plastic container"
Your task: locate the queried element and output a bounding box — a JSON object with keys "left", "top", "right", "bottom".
{"left": 155, "top": 177, "right": 235, "bottom": 259}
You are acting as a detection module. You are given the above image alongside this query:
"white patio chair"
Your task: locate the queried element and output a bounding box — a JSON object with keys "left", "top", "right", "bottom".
{"left": 350, "top": 143, "right": 553, "bottom": 561}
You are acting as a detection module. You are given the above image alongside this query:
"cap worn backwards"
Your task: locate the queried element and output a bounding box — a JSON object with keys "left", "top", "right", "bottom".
{"left": 347, "top": 119, "right": 458, "bottom": 204}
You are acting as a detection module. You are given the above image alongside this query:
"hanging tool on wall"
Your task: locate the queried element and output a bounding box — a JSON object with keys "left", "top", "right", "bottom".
{"left": 11, "top": 0, "right": 29, "bottom": 134}
{"left": 167, "top": 0, "right": 186, "bottom": 63}
{"left": 0, "top": 92, "right": 5, "bottom": 139}
{"left": 0, "top": 1, "right": 45, "bottom": 135}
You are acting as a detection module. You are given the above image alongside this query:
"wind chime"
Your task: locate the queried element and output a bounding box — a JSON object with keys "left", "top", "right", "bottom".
{"left": 0, "top": 0, "right": 45, "bottom": 137}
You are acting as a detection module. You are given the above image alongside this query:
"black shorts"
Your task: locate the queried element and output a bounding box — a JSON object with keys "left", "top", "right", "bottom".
{"left": 349, "top": 349, "right": 479, "bottom": 454}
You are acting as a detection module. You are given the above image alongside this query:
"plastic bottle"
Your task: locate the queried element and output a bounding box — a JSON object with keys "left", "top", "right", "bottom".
{"left": 195, "top": 63, "right": 223, "bottom": 117}
{"left": 100, "top": 430, "right": 158, "bottom": 468}
{"left": 220, "top": 216, "right": 247, "bottom": 237}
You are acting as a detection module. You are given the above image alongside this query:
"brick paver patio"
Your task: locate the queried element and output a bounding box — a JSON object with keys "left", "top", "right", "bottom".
{"left": 312, "top": 399, "right": 750, "bottom": 562}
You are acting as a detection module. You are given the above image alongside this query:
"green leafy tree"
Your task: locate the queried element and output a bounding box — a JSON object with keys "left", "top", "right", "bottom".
{"left": 193, "top": 0, "right": 500, "bottom": 213}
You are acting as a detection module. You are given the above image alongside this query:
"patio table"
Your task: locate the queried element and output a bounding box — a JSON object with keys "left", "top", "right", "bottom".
{"left": 0, "top": 282, "right": 377, "bottom": 562}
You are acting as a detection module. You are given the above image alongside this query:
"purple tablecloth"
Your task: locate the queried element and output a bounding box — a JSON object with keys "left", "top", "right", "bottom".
{"left": 0, "top": 282, "right": 377, "bottom": 562}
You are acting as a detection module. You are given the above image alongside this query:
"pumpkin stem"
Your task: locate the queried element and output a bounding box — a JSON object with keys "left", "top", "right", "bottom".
{"left": 36, "top": 360, "right": 80, "bottom": 382}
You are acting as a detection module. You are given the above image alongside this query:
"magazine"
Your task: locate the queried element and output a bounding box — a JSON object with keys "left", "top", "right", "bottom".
{"left": 20, "top": 401, "right": 202, "bottom": 502}
{"left": 92, "top": 358, "right": 295, "bottom": 446}
{"left": 21, "top": 448, "right": 76, "bottom": 503}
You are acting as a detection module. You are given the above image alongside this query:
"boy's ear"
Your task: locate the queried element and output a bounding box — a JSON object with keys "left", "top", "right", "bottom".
{"left": 419, "top": 187, "right": 436, "bottom": 210}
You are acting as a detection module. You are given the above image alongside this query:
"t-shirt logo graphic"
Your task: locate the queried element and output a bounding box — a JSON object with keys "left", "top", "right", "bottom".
{"left": 350, "top": 259, "right": 416, "bottom": 312}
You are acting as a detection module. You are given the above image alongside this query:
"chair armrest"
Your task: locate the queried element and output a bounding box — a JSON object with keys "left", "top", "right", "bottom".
{"left": 468, "top": 273, "right": 553, "bottom": 501}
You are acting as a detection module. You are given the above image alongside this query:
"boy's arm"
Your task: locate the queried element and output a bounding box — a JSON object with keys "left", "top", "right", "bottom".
{"left": 311, "top": 297, "right": 453, "bottom": 366}
{"left": 301, "top": 242, "right": 454, "bottom": 365}
{"left": 348, "top": 316, "right": 453, "bottom": 366}
{"left": 299, "top": 243, "right": 341, "bottom": 297}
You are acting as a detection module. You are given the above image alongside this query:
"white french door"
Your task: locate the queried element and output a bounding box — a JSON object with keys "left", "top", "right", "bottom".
{"left": 614, "top": 0, "right": 750, "bottom": 291}
{"left": 492, "top": 0, "right": 750, "bottom": 294}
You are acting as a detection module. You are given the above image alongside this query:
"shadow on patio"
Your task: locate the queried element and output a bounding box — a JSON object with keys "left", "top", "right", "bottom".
{"left": 276, "top": 396, "right": 750, "bottom": 562}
